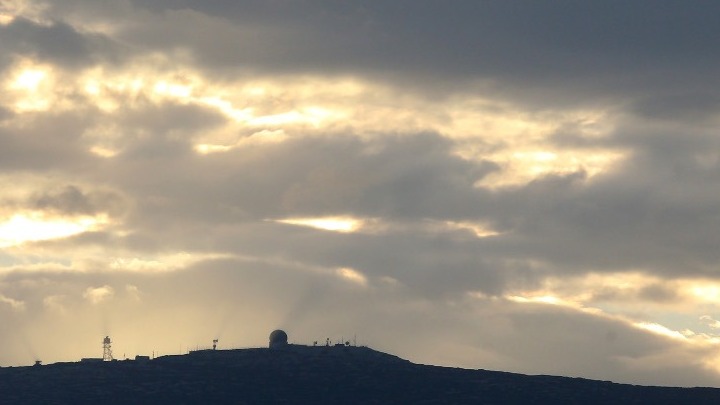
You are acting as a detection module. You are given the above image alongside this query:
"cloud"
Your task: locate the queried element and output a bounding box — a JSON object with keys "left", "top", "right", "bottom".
{"left": 42, "top": 294, "right": 67, "bottom": 314}
{"left": 125, "top": 284, "right": 141, "bottom": 302}
{"left": 83, "top": 285, "right": 114, "bottom": 304}
{"left": 0, "top": 294, "right": 24, "bottom": 311}
{"left": 30, "top": 185, "right": 126, "bottom": 216}
{"left": 0, "top": 17, "right": 121, "bottom": 69}
{"left": 700, "top": 316, "right": 720, "bottom": 330}
{"left": 32, "top": 0, "right": 720, "bottom": 112}
{"left": 0, "top": 0, "right": 718, "bottom": 387}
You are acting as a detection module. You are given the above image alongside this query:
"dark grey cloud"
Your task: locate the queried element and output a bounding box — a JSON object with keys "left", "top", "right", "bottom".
{"left": 92, "top": 132, "right": 496, "bottom": 226}
{"left": 41, "top": 0, "right": 713, "bottom": 108}
{"left": 0, "top": 111, "right": 96, "bottom": 172}
{"left": 638, "top": 283, "right": 680, "bottom": 303}
{"left": 0, "top": 106, "right": 13, "bottom": 122}
{"left": 631, "top": 93, "right": 720, "bottom": 123}
{"left": 118, "top": 100, "right": 227, "bottom": 136}
{"left": 484, "top": 168, "right": 720, "bottom": 276}
{"left": 30, "top": 185, "right": 126, "bottom": 216}
{"left": 0, "top": 17, "right": 122, "bottom": 69}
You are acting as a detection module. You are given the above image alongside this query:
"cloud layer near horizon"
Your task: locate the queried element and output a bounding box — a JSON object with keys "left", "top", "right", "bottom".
{"left": 1, "top": 0, "right": 720, "bottom": 387}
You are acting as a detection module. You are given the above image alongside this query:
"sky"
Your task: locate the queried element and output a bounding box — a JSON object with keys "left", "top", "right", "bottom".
{"left": 1, "top": 0, "right": 720, "bottom": 387}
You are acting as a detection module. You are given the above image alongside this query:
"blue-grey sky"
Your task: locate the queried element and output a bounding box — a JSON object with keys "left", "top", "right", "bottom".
{"left": 1, "top": 0, "right": 720, "bottom": 387}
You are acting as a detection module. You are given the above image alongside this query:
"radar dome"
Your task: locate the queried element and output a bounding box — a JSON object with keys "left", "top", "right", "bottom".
{"left": 269, "top": 329, "right": 288, "bottom": 349}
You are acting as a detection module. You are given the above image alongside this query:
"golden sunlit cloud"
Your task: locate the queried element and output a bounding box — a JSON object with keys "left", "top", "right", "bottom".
{"left": 2, "top": 59, "right": 58, "bottom": 112}
{"left": 247, "top": 106, "right": 339, "bottom": 128}
{"left": 0, "top": 50, "right": 625, "bottom": 191}
{"left": 499, "top": 272, "right": 720, "bottom": 351}
{"left": 0, "top": 56, "right": 624, "bottom": 191}
{"left": 271, "top": 217, "right": 501, "bottom": 238}
{"left": 633, "top": 322, "right": 688, "bottom": 341}
{"left": 507, "top": 294, "right": 564, "bottom": 305}
{"left": 153, "top": 80, "right": 193, "bottom": 98}
{"left": 0, "top": 294, "right": 25, "bottom": 311}
{"left": 475, "top": 148, "right": 626, "bottom": 188}
{"left": 89, "top": 146, "right": 119, "bottom": 158}
{"left": 194, "top": 144, "right": 233, "bottom": 154}
{"left": 274, "top": 216, "right": 364, "bottom": 233}
{"left": 83, "top": 285, "right": 114, "bottom": 304}
{"left": 505, "top": 291, "right": 714, "bottom": 345}
{"left": 690, "top": 284, "right": 720, "bottom": 302}
{"left": 0, "top": 0, "right": 47, "bottom": 25}
{"left": 194, "top": 130, "right": 288, "bottom": 154}
{"left": 0, "top": 213, "right": 108, "bottom": 248}
{"left": 335, "top": 267, "right": 368, "bottom": 287}
{"left": 700, "top": 315, "right": 720, "bottom": 330}
{"left": 108, "top": 252, "right": 232, "bottom": 273}
{"left": 504, "top": 294, "right": 604, "bottom": 316}
{"left": 11, "top": 69, "right": 46, "bottom": 91}
{"left": 442, "top": 221, "right": 500, "bottom": 238}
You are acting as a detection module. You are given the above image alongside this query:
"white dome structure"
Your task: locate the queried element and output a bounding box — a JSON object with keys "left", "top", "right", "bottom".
{"left": 269, "top": 329, "right": 288, "bottom": 349}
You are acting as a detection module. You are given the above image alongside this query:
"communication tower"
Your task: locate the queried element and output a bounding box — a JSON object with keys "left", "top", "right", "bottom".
{"left": 103, "top": 336, "right": 114, "bottom": 361}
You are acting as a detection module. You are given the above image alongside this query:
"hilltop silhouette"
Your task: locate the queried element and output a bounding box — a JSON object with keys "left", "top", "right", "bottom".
{"left": 2, "top": 340, "right": 719, "bottom": 404}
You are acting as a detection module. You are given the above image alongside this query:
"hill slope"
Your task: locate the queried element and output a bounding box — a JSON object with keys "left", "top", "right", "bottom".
{"left": 1, "top": 345, "right": 718, "bottom": 404}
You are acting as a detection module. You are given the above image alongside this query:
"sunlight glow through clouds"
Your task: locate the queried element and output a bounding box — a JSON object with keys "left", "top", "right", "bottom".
{"left": 0, "top": 13, "right": 12, "bottom": 25}
{"left": 634, "top": 322, "right": 688, "bottom": 341}
{"left": 475, "top": 148, "right": 626, "bottom": 188}
{"left": 0, "top": 213, "right": 108, "bottom": 247}
{"left": 82, "top": 285, "right": 114, "bottom": 305}
{"left": 10, "top": 61, "right": 625, "bottom": 191}
{"left": 108, "top": 252, "right": 233, "bottom": 273}
{"left": 499, "top": 272, "right": 720, "bottom": 352}
{"left": 10, "top": 69, "right": 46, "bottom": 92}
{"left": 78, "top": 68, "right": 343, "bottom": 138}
{"left": 275, "top": 216, "right": 364, "bottom": 233}
{"left": 271, "top": 217, "right": 501, "bottom": 238}
{"left": 335, "top": 267, "right": 368, "bottom": 287}
{"left": 504, "top": 292, "right": 711, "bottom": 345}
{"left": 3, "top": 61, "right": 55, "bottom": 112}
{"left": 448, "top": 107, "right": 622, "bottom": 187}
{"left": 690, "top": 284, "right": 720, "bottom": 302}
{"left": 0, "top": 0, "right": 46, "bottom": 25}
{"left": 89, "top": 145, "right": 119, "bottom": 158}
{"left": 442, "top": 221, "right": 500, "bottom": 238}
{"left": 504, "top": 294, "right": 603, "bottom": 316}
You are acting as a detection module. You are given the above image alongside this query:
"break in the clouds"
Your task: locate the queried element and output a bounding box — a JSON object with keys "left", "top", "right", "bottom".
{"left": 1, "top": 0, "right": 720, "bottom": 387}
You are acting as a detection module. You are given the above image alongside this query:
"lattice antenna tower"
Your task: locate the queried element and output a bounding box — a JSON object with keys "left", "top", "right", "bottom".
{"left": 103, "top": 336, "right": 114, "bottom": 361}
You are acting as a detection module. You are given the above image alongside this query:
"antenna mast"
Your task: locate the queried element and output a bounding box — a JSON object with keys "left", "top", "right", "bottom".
{"left": 103, "top": 336, "right": 114, "bottom": 361}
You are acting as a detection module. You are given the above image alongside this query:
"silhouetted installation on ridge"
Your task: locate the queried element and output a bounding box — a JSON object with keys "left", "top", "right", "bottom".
{"left": 103, "top": 336, "right": 114, "bottom": 361}
{"left": 4, "top": 339, "right": 720, "bottom": 404}
{"left": 269, "top": 329, "right": 288, "bottom": 349}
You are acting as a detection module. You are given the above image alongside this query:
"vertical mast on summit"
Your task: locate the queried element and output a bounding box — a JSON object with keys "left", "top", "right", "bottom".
{"left": 103, "top": 336, "right": 113, "bottom": 361}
